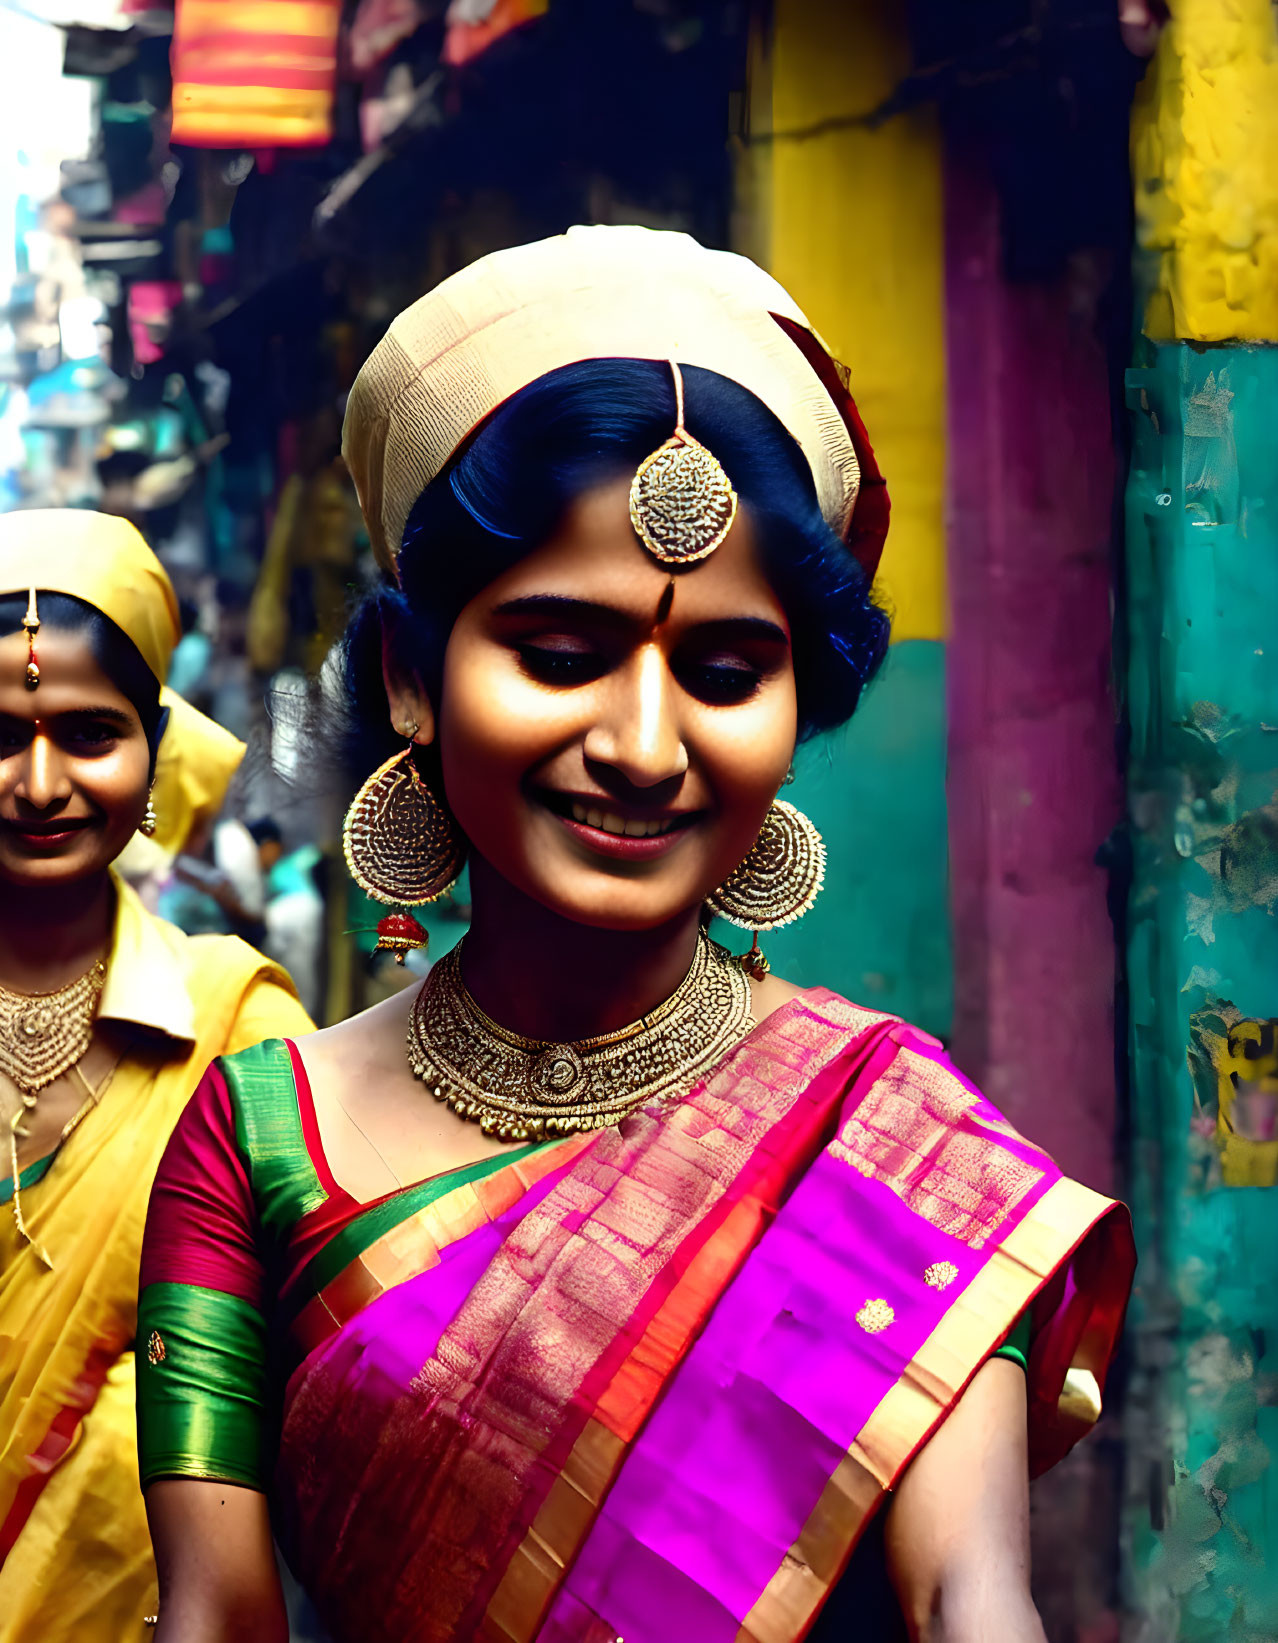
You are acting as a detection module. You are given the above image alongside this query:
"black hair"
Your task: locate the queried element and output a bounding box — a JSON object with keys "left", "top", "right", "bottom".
{"left": 341, "top": 359, "right": 889, "bottom": 783}
{"left": 0, "top": 591, "right": 167, "bottom": 773}
{"left": 247, "top": 816, "right": 283, "bottom": 847}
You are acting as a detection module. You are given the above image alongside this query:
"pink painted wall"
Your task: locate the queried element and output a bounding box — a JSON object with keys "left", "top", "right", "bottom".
{"left": 943, "top": 148, "right": 1121, "bottom": 1195}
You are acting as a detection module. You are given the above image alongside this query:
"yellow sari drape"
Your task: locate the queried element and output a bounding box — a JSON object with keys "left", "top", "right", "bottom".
{"left": 0, "top": 878, "right": 312, "bottom": 1643}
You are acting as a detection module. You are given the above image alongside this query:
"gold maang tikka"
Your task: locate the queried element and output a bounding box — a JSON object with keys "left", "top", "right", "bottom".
{"left": 629, "top": 362, "right": 739, "bottom": 564}
{"left": 22, "top": 587, "right": 39, "bottom": 689}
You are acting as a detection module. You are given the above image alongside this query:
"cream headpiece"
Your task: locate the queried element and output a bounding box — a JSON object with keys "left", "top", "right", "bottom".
{"left": 343, "top": 224, "right": 889, "bottom": 581}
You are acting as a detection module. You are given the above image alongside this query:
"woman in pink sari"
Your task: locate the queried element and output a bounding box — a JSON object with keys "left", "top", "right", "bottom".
{"left": 138, "top": 227, "right": 1133, "bottom": 1643}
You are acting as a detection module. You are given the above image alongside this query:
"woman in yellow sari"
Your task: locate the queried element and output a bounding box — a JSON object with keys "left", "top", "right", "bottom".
{"left": 0, "top": 511, "right": 314, "bottom": 1642}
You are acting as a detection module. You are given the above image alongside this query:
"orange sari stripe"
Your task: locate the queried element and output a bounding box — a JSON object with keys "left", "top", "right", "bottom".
{"left": 280, "top": 997, "right": 887, "bottom": 1643}
{"left": 475, "top": 1006, "right": 898, "bottom": 1643}
{"left": 479, "top": 1424, "right": 626, "bottom": 1642}
{"left": 481, "top": 1193, "right": 774, "bottom": 1640}
{"left": 292, "top": 1140, "right": 589, "bottom": 1357}
{"left": 597, "top": 1197, "right": 765, "bottom": 1441}
{"left": 734, "top": 1178, "right": 1132, "bottom": 1643}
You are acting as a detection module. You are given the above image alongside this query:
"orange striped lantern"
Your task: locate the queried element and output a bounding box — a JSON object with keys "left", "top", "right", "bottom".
{"left": 170, "top": 0, "right": 341, "bottom": 148}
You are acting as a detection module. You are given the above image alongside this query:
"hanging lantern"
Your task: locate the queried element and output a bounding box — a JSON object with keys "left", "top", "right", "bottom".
{"left": 442, "top": 0, "right": 547, "bottom": 68}
{"left": 170, "top": 0, "right": 341, "bottom": 148}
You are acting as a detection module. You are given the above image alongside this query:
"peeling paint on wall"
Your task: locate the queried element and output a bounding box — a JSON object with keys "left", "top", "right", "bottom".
{"left": 1123, "top": 342, "right": 1278, "bottom": 1638}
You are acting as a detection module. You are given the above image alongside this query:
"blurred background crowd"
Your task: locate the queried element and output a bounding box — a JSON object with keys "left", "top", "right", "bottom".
{"left": 2, "top": 0, "right": 1277, "bottom": 1637}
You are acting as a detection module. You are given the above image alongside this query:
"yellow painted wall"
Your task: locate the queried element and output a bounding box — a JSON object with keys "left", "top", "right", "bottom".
{"left": 1131, "top": 0, "right": 1278, "bottom": 343}
{"left": 754, "top": 0, "right": 946, "bottom": 642}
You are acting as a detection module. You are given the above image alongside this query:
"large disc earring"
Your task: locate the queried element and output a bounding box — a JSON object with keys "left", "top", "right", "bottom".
{"left": 342, "top": 735, "right": 467, "bottom": 960}
{"left": 705, "top": 799, "right": 826, "bottom": 978}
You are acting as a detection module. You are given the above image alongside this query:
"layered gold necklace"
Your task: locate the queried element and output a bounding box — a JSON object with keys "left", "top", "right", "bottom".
{"left": 406, "top": 930, "right": 753, "bottom": 1142}
{"left": 2, "top": 958, "right": 107, "bottom": 1265}
{"left": 0, "top": 959, "right": 107, "bottom": 1097}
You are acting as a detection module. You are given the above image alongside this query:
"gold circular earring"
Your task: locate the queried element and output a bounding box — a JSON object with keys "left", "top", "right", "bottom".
{"left": 139, "top": 786, "right": 158, "bottom": 838}
{"left": 342, "top": 727, "right": 467, "bottom": 930}
{"left": 705, "top": 799, "right": 826, "bottom": 977}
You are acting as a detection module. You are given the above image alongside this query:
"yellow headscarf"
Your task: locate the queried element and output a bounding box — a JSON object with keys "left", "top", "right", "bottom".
{"left": 0, "top": 510, "right": 244, "bottom": 854}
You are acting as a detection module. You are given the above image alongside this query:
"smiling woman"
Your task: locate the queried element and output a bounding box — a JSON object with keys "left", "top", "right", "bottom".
{"left": 0, "top": 513, "right": 313, "bottom": 1643}
{"left": 0, "top": 601, "right": 159, "bottom": 881}
{"left": 137, "top": 227, "right": 1133, "bottom": 1643}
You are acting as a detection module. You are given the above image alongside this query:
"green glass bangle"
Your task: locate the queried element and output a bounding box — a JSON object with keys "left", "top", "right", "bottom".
{"left": 991, "top": 1306, "right": 1033, "bottom": 1374}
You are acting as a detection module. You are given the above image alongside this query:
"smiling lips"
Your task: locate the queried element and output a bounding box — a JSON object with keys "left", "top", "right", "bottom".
{"left": 543, "top": 792, "right": 696, "bottom": 861}
{"left": 568, "top": 802, "right": 677, "bottom": 839}
{"left": 2, "top": 816, "right": 93, "bottom": 848}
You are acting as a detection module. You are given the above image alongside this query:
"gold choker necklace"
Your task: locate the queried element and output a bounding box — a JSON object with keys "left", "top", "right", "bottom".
{"left": 406, "top": 931, "right": 753, "bottom": 1141}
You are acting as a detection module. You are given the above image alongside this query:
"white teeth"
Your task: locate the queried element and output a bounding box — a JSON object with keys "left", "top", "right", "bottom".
{"left": 567, "top": 801, "right": 674, "bottom": 838}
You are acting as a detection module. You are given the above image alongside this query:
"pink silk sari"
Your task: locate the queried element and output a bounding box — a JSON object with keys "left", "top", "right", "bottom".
{"left": 276, "top": 991, "right": 1133, "bottom": 1643}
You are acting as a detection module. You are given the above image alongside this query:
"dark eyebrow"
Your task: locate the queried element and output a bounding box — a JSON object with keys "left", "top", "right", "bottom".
{"left": 492, "top": 594, "right": 789, "bottom": 646}
{"left": 690, "top": 616, "right": 790, "bottom": 647}
{"left": 492, "top": 594, "right": 632, "bottom": 627}
{"left": 58, "top": 706, "right": 137, "bottom": 727}
{"left": 0, "top": 705, "right": 136, "bottom": 730}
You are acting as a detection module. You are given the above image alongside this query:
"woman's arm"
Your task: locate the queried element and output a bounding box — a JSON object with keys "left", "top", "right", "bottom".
{"left": 138, "top": 1066, "right": 290, "bottom": 1641}
{"left": 147, "top": 1480, "right": 288, "bottom": 1643}
{"left": 884, "top": 1357, "right": 1047, "bottom": 1643}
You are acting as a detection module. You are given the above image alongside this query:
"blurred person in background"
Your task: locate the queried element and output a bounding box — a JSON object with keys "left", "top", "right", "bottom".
{"left": 0, "top": 512, "right": 314, "bottom": 1643}
{"left": 115, "top": 625, "right": 251, "bottom": 921}
{"left": 163, "top": 813, "right": 269, "bottom": 946}
{"left": 138, "top": 229, "right": 1133, "bottom": 1643}
{"left": 251, "top": 816, "right": 327, "bottom": 1024}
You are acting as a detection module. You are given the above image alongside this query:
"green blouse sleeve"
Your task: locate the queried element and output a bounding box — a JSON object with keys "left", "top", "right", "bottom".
{"left": 137, "top": 1282, "right": 270, "bottom": 1489}
{"left": 137, "top": 1055, "right": 278, "bottom": 1492}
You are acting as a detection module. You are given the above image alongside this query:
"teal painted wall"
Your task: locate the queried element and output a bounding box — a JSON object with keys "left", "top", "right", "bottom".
{"left": 1123, "top": 342, "right": 1278, "bottom": 1637}
{"left": 712, "top": 637, "right": 952, "bottom": 1040}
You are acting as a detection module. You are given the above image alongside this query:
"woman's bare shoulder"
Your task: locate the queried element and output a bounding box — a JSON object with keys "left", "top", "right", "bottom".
{"left": 295, "top": 984, "right": 417, "bottom": 1080}
{"left": 747, "top": 970, "right": 806, "bottom": 1027}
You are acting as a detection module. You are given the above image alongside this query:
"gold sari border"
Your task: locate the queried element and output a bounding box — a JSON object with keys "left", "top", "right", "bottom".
{"left": 481, "top": 1194, "right": 770, "bottom": 1640}
{"left": 735, "top": 1177, "right": 1129, "bottom": 1643}
{"left": 478, "top": 998, "right": 895, "bottom": 1643}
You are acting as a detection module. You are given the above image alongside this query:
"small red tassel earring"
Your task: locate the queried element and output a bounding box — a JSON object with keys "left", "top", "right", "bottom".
{"left": 373, "top": 910, "right": 429, "bottom": 966}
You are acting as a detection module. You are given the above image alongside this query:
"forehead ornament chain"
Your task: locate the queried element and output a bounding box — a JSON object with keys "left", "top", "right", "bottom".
{"left": 629, "top": 362, "right": 739, "bottom": 565}
{"left": 22, "top": 587, "right": 39, "bottom": 690}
